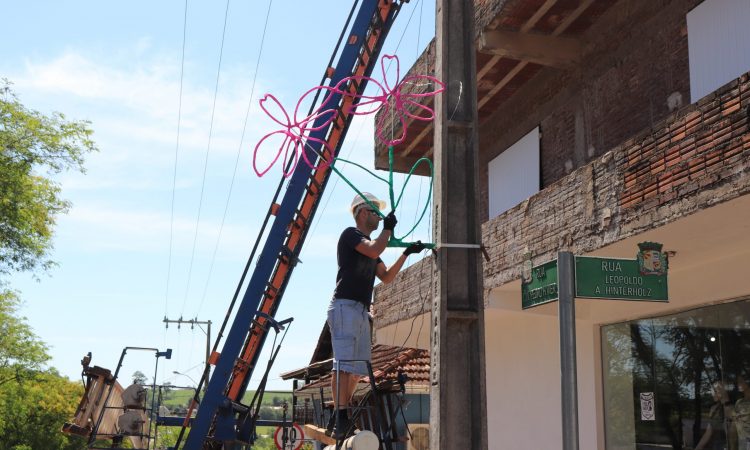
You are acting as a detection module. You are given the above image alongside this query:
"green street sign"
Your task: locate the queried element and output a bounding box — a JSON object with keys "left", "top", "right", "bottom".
{"left": 521, "top": 259, "right": 558, "bottom": 309}
{"left": 575, "top": 256, "right": 668, "bottom": 301}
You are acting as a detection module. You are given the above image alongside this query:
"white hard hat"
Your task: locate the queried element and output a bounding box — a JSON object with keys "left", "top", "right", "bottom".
{"left": 350, "top": 192, "right": 386, "bottom": 215}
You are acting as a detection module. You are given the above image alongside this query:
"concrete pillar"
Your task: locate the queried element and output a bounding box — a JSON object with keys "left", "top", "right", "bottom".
{"left": 431, "top": 0, "right": 488, "bottom": 449}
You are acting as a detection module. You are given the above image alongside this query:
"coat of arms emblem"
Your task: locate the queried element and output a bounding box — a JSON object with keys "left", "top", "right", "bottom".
{"left": 637, "top": 242, "right": 667, "bottom": 276}
{"left": 521, "top": 252, "right": 533, "bottom": 285}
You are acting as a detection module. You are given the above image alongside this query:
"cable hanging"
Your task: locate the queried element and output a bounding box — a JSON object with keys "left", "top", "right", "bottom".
{"left": 180, "top": 0, "right": 231, "bottom": 317}
{"left": 165, "top": 0, "right": 189, "bottom": 323}
{"left": 195, "top": 0, "right": 276, "bottom": 318}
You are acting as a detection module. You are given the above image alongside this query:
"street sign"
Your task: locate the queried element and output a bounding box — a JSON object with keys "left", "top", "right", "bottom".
{"left": 575, "top": 256, "right": 668, "bottom": 301}
{"left": 274, "top": 423, "right": 304, "bottom": 450}
{"left": 521, "top": 259, "right": 558, "bottom": 309}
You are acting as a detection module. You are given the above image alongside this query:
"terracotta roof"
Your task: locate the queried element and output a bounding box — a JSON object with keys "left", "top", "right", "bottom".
{"left": 282, "top": 344, "right": 430, "bottom": 395}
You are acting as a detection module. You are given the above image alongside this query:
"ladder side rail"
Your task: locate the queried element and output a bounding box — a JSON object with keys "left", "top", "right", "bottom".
{"left": 182, "top": 2, "right": 386, "bottom": 447}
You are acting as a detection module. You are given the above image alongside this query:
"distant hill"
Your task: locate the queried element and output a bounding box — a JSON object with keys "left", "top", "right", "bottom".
{"left": 160, "top": 388, "right": 293, "bottom": 411}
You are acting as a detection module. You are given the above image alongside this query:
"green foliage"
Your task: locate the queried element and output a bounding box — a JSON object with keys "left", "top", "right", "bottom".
{"left": 0, "top": 370, "right": 88, "bottom": 450}
{"left": 0, "top": 291, "right": 87, "bottom": 449}
{"left": 132, "top": 370, "right": 148, "bottom": 385}
{"left": 0, "top": 80, "right": 97, "bottom": 276}
{"left": 0, "top": 83, "right": 96, "bottom": 449}
{"left": 0, "top": 290, "right": 49, "bottom": 386}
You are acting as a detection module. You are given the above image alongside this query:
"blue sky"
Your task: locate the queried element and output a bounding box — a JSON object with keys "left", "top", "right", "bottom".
{"left": 2, "top": 1, "right": 435, "bottom": 390}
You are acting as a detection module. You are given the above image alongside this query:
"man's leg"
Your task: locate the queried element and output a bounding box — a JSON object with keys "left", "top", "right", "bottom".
{"left": 331, "top": 370, "right": 357, "bottom": 409}
{"left": 331, "top": 370, "right": 357, "bottom": 437}
{"left": 346, "top": 372, "right": 360, "bottom": 404}
{"left": 327, "top": 300, "right": 368, "bottom": 437}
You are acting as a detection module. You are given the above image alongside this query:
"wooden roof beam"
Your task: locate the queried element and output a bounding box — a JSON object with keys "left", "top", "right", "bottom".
{"left": 478, "top": 29, "right": 582, "bottom": 69}
{"left": 477, "top": 0, "right": 595, "bottom": 109}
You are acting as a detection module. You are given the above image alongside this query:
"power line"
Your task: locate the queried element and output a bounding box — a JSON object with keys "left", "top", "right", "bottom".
{"left": 180, "top": 0, "right": 231, "bottom": 316}
{"left": 195, "top": 0, "right": 275, "bottom": 318}
{"left": 165, "top": 0, "right": 189, "bottom": 321}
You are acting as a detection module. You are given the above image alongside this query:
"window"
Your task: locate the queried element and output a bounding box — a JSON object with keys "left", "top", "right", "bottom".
{"left": 602, "top": 299, "right": 750, "bottom": 449}
{"left": 487, "top": 127, "right": 540, "bottom": 219}
{"left": 687, "top": 0, "right": 750, "bottom": 102}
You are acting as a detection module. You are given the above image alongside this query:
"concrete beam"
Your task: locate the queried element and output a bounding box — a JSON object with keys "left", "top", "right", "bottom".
{"left": 478, "top": 29, "right": 582, "bottom": 68}
{"left": 433, "top": 0, "right": 488, "bottom": 449}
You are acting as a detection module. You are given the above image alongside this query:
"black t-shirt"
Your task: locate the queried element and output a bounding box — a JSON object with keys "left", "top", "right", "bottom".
{"left": 333, "top": 227, "right": 383, "bottom": 307}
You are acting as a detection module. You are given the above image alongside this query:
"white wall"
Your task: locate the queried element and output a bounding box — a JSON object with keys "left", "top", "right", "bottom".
{"left": 484, "top": 308, "right": 600, "bottom": 450}
{"left": 687, "top": 0, "right": 750, "bottom": 102}
{"left": 487, "top": 127, "right": 540, "bottom": 219}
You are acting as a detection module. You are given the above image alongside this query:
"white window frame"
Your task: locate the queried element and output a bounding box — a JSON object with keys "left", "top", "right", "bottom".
{"left": 487, "top": 126, "right": 540, "bottom": 219}
{"left": 687, "top": 0, "right": 750, "bottom": 102}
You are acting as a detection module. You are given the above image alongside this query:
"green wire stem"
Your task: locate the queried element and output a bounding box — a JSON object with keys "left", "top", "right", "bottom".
{"left": 329, "top": 146, "right": 435, "bottom": 248}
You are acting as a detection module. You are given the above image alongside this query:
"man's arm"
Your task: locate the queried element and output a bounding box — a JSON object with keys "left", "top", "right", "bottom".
{"left": 354, "top": 211, "right": 398, "bottom": 259}
{"left": 354, "top": 229, "right": 392, "bottom": 259}
{"left": 375, "top": 242, "right": 426, "bottom": 283}
{"left": 376, "top": 254, "right": 407, "bottom": 283}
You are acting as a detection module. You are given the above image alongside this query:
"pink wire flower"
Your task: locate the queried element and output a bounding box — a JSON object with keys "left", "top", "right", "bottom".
{"left": 252, "top": 86, "right": 339, "bottom": 178}
{"left": 334, "top": 54, "right": 445, "bottom": 147}
{"left": 252, "top": 54, "right": 445, "bottom": 178}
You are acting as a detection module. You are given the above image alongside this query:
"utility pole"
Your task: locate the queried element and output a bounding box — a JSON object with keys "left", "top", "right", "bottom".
{"left": 432, "top": 0, "right": 488, "bottom": 449}
{"left": 163, "top": 317, "right": 212, "bottom": 370}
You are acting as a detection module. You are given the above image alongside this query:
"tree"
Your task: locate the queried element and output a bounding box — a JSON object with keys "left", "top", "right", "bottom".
{"left": 132, "top": 370, "right": 148, "bottom": 385}
{"left": 0, "top": 292, "right": 87, "bottom": 449}
{"left": 0, "top": 80, "right": 97, "bottom": 276}
{"left": 0, "top": 290, "right": 49, "bottom": 386}
{"left": 0, "top": 369, "right": 88, "bottom": 450}
{"left": 0, "top": 80, "right": 96, "bottom": 450}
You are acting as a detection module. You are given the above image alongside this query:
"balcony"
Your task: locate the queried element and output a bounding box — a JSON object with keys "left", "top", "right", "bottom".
{"left": 373, "top": 70, "right": 750, "bottom": 329}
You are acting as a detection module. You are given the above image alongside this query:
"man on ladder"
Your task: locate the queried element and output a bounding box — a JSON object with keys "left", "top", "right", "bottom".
{"left": 327, "top": 192, "right": 424, "bottom": 439}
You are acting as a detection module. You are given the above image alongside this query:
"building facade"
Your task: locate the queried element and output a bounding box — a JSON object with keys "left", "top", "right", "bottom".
{"left": 371, "top": 0, "right": 750, "bottom": 448}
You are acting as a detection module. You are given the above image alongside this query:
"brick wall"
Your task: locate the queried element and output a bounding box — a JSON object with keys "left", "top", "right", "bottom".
{"left": 479, "top": 0, "right": 697, "bottom": 221}
{"left": 374, "top": 71, "right": 750, "bottom": 329}
{"left": 621, "top": 80, "right": 750, "bottom": 212}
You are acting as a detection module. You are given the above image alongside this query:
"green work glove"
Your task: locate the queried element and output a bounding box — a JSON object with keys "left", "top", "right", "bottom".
{"left": 403, "top": 241, "right": 426, "bottom": 256}
{"left": 383, "top": 211, "right": 398, "bottom": 231}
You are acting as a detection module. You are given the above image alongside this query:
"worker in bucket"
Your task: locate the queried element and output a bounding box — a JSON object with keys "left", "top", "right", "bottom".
{"left": 327, "top": 192, "right": 424, "bottom": 438}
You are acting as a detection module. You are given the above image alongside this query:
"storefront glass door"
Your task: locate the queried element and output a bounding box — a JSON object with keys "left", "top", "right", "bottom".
{"left": 602, "top": 299, "right": 750, "bottom": 450}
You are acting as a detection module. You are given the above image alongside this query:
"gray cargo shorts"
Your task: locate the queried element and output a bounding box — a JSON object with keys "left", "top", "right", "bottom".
{"left": 327, "top": 298, "right": 371, "bottom": 376}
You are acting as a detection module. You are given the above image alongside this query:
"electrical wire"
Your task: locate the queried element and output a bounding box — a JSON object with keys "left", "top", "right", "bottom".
{"left": 180, "top": 0, "right": 231, "bottom": 316}
{"left": 172, "top": 5, "right": 366, "bottom": 422}
{"left": 194, "top": 0, "right": 275, "bottom": 318}
{"left": 165, "top": 0, "right": 189, "bottom": 323}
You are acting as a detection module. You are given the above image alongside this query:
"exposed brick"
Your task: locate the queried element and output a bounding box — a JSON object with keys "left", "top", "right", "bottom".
{"left": 672, "top": 173, "right": 690, "bottom": 188}
{"left": 688, "top": 157, "right": 706, "bottom": 174}
{"left": 723, "top": 95, "right": 741, "bottom": 116}
{"left": 725, "top": 142, "right": 744, "bottom": 159}
{"left": 682, "top": 147, "right": 697, "bottom": 160}
{"left": 703, "top": 106, "right": 723, "bottom": 127}
{"left": 660, "top": 190, "right": 678, "bottom": 203}
{"left": 685, "top": 110, "right": 702, "bottom": 135}
{"left": 643, "top": 183, "right": 658, "bottom": 200}
{"left": 705, "top": 150, "right": 724, "bottom": 169}
{"left": 651, "top": 161, "right": 666, "bottom": 175}
{"left": 666, "top": 144, "right": 681, "bottom": 158}
{"left": 713, "top": 120, "right": 734, "bottom": 142}
{"left": 666, "top": 154, "right": 682, "bottom": 168}
{"left": 374, "top": 1, "right": 750, "bottom": 327}
{"left": 699, "top": 173, "right": 720, "bottom": 188}
{"left": 671, "top": 129, "right": 687, "bottom": 142}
